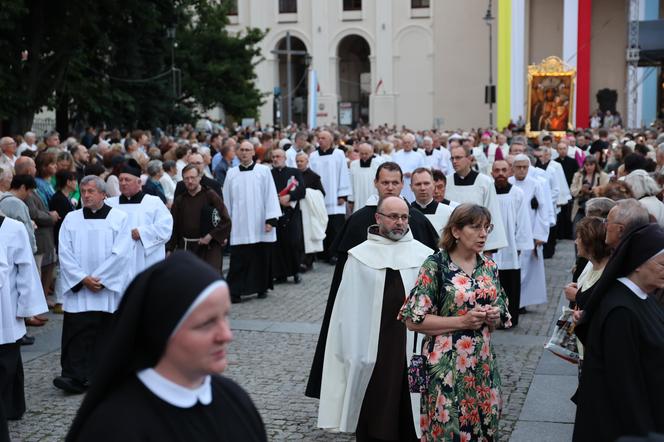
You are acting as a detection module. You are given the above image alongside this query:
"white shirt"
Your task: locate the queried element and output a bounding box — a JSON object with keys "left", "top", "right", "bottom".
{"left": 137, "top": 369, "right": 212, "bottom": 408}
{"left": 159, "top": 174, "right": 176, "bottom": 204}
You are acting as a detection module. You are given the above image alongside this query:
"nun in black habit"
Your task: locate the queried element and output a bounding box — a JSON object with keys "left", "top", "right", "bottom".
{"left": 66, "top": 252, "right": 266, "bottom": 442}
{"left": 573, "top": 224, "right": 664, "bottom": 442}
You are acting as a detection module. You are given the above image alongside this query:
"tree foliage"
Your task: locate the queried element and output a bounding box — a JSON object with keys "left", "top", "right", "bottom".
{"left": 0, "top": 0, "right": 265, "bottom": 134}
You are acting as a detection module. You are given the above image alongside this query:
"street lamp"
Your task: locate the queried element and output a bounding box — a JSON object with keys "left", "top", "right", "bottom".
{"left": 484, "top": 0, "right": 495, "bottom": 129}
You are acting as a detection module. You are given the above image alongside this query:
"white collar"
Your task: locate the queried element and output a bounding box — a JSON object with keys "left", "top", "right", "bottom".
{"left": 617, "top": 277, "right": 649, "bottom": 300}
{"left": 137, "top": 368, "right": 212, "bottom": 408}
{"left": 415, "top": 198, "right": 433, "bottom": 208}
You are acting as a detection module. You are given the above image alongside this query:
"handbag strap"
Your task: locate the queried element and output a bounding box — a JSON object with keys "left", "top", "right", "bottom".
{"left": 412, "top": 253, "right": 446, "bottom": 356}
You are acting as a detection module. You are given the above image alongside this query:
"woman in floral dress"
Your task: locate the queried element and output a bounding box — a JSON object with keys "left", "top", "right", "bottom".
{"left": 399, "top": 204, "right": 512, "bottom": 441}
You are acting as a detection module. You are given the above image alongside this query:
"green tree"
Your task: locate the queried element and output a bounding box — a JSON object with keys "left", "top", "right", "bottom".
{"left": 0, "top": 0, "right": 265, "bottom": 135}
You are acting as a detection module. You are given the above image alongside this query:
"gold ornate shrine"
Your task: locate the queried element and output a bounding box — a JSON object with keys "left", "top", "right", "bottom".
{"left": 526, "top": 56, "right": 576, "bottom": 138}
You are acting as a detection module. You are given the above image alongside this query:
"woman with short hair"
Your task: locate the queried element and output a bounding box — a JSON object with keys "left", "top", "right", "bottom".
{"left": 399, "top": 203, "right": 511, "bottom": 441}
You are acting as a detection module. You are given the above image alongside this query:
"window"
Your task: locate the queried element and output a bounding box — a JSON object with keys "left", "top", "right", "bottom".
{"left": 411, "top": 0, "right": 430, "bottom": 8}
{"left": 225, "top": 0, "right": 238, "bottom": 15}
{"left": 343, "top": 0, "right": 362, "bottom": 11}
{"left": 279, "top": 0, "right": 297, "bottom": 13}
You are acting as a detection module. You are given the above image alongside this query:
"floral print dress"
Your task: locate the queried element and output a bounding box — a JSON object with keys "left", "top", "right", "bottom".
{"left": 398, "top": 250, "right": 512, "bottom": 442}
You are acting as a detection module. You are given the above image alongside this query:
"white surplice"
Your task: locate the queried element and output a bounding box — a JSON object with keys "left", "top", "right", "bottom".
{"left": 444, "top": 172, "right": 508, "bottom": 251}
{"left": 392, "top": 150, "right": 426, "bottom": 202}
{"left": 56, "top": 207, "right": 132, "bottom": 313}
{"left": 0, "top": 217, "right": 46, "bottom": 344}
{"left": 422, "top": 149, "right": 453, "bottom": 175}
{"left": 300, "top": 188, "right": 328, "bottom": 254}
{"left": 223, "top": 163, "right": 282, "bottom": 245}
{"left": 422, "top": 202, "right": 453, "bottom": 237}
{"left": 318, "top": 229, "right": 433, "bottom": 438}
{"left": 494, "top": 185, "right": 533, "bottom": 270}
{"left": 546, "top": 160, "right": 572, "bottom": 206}
{"left": 309, "top": 148, "right": 352, "bottom": 216}
{"left": 529, "top": 166, "right": 557, "bottom": 222}
{"left": 509, "top": 176, "right": 550, "bottom": 307}
{"left": 106, "top": 194, "right": 173, "bottom": 279}
{"left": 471, "top": 147, "right": 491, "bottom": 175}
{"left": 348, "top": 157, "right": 384, "bottom": 213}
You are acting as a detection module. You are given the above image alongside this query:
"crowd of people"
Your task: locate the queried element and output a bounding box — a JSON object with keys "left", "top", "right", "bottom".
{"left": 0, "top": 121, "right": 663, "bottom": 441}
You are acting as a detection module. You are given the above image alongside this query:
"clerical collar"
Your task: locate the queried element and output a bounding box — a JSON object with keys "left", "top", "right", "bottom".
{"left": 137, "top": 368, "right": 212, "bottom": 408}
{"left": 617, "top": 277, "right": 649, "bottom": 300}
{"left": 495, "top": 183, "right": 512, "bottom": 194}
{"left": 317, "top": 147, "right": 333, "bottom": 156}
{"left": 239, "top": 162, "right": 255, "bottom": 171}
{"left": 414, "top": 199, "right": 438, "bottom": 215}
{"left": 453, "top": 170, "right": 479, "bottom": 186}
{"left": 83, "top": 204, "right": 112, "bottom": 219}
{"left": 441, "top": 198, "right": 452, "bottom": 206}
{"left": 359, "top": 157, "right": 373, "bottom": 168}
{"left": 119, "top": 191, "right": 146, "bottom": 204}
{"left": 0, "top": 215, "right": 4, "bottom": 228}
{"left": 535, "top": 159, "right": 549, "bottom": 170}
{"left": 424, "top": 150, "right": 433, "bottom": 156}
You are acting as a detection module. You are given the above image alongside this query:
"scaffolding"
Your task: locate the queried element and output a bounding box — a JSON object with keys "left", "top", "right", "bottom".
{"left": 626, "top": 0, "right": 640, "bottom": 128}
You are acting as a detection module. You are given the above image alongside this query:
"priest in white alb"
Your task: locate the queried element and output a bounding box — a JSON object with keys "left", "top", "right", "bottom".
{"left": 223, "top": 141, "right": 282, "bottom": 303}
{"left": 53, "top": 176, "right": 132, "bottom": 394}
{"left": 421, "top": 136, "right": 453, "bottom": 175}
{"left": 0, "top": 213, "right": 46, "bottom": 421}
{"left": 409, "top": 167, "right": 453, "bottom": 236}
{"left": 491, "top": 160, "right": 533, "bottom": 325}
{"left": 318, "top": 196, "right": 432, "bottom": 441}
{"left": 444, "top": 145, "right": 508, "bottom": 251}
{"left": 509, "top": 155, "right": 551, "bottom": 310}
{"left": 535, "top": 147, "right": 571, "bottom": 258}
{"left": 106, "top": 161, "right": 173, "bottom": 280}
{"left": 391, "top": 133, "right": 426, "bottom": 202}
{"left": 348, "top": 143, "right": 384, "bottom": 213}
{"left": 308, "top": 130, "right": 351, "bottom": 263}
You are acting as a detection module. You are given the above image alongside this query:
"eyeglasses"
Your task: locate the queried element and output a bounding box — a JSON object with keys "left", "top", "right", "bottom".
{"left": 468, "top": 223, "right": 494, "bottom": 233}
{"left": 377, "top": 212, "right": 410, "bottom": 222}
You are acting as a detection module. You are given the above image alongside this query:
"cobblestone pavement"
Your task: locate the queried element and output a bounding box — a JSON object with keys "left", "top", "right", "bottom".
{"left": 10, "top": 241, "right": 575, "bottom": 441}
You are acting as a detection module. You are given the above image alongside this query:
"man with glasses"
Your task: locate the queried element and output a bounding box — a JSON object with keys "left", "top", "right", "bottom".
{"left": 605, "top": 199, "right": 650, "bottom": 249}
{"left": 173, "top": 152, "right": 222, "bottom": 199}
{"left": 444, "top": 145, "right": 507, "bottom": 251}
{"left": 509, "top": 154, "right": 551, "bottom": 312}
{"left": 306, "top": 162, "right": 439, "bottom": 400}
{"left": 317, "top": 196, "right": 433, "bottom": 440}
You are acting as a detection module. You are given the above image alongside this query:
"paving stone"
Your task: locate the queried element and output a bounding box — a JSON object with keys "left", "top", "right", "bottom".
{"left": 10, "top": 241, "right": 576, "bottom": 441}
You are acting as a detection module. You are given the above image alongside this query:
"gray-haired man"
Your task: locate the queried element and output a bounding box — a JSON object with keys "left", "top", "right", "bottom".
{"left": 53, "top": 175, "right": 132, "bottom": 394}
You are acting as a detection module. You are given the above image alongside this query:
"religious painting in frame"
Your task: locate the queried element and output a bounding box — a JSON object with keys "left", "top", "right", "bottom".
{"left": 526, "top": 56, "right": 576, "bottom": 138}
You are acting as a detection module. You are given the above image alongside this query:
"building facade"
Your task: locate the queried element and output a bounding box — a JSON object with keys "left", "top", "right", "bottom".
{"left": 227, "top": 0, "right": 664, "bottom": 130}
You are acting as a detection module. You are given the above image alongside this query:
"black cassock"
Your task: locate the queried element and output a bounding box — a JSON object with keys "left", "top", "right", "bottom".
{"left": 555, "top": 156, "right": 578, "bottom": 240}
{"left": 305, "top": 202, "right": 439, "bottom": 398}
{"left": 271, "top": 166, "right": 306, "bottom": 279}
{"left": 74, "top": 375, "right": 266, "bottom": 442}
{"left": 573, "top": 281, "right": 664, "bottom": 441}
{"left": 301, "top": 168, "right": 326, "bottom": 196}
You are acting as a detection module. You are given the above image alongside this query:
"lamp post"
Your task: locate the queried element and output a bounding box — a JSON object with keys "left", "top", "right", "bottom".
{"left": 484, "top": 0, "right": 494, "bottom": 129}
